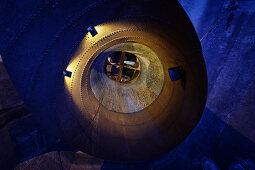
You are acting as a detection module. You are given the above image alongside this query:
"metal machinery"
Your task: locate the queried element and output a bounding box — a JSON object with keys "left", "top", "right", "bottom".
{"left": 0, "top": 0, "right": 207, "bottom": 161}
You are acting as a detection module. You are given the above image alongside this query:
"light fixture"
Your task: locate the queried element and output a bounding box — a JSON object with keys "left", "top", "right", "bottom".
{"left": 62, "top": 70, "right": 72, "bottom": 78}
{"left": 168, "top": 67, "right": 184, "bottom": 81}
{"left": 87, "top": 26, "right": 98, "bottom": 37}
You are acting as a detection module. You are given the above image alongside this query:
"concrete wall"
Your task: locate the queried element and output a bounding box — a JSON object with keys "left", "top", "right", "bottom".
{"left": 180, "top": 0, "right": 255, "bottom": 143}
{"left": 0, "top": 62, "right": 23, "bottom": 111}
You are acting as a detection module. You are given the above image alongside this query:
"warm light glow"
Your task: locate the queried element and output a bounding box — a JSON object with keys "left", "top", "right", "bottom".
{"left": 63, "top": 22, "right": 138, "bottom": 105}
{"left": 64, "top": 59, "right": 78, "bottom": 94}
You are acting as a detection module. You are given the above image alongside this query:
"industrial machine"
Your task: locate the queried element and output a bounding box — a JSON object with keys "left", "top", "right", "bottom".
{"left": 1, "top": 0, "right": 207, "bottom": 161}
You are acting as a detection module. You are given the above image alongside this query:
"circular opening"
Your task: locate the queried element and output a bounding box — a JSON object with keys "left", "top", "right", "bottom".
{"left": 90, "top": 43, "right": 164, "bottom": 113}
{"left": 104, "top": 51, "right": 140, "bottom": 83}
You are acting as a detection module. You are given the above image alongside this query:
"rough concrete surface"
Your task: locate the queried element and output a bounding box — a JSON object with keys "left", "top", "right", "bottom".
{"left": 16, "top": 151, "right": 104, "bottom": 170}
{"left": 0, "top": 62, "right": 23, "bottom": 110}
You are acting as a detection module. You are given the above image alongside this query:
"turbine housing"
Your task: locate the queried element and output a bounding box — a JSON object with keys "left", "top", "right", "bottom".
{"left": 1, "top": 0, "right": 207, "bottom": 161}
